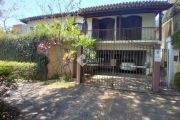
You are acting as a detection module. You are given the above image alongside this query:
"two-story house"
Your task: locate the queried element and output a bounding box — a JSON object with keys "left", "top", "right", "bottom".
{"left": 20, "top": 1, "right": 172, "bottom": 86}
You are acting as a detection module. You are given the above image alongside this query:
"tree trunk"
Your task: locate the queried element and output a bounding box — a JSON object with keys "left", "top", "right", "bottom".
{"left": 3, "top": 20, "right": 7, "bottom": 34}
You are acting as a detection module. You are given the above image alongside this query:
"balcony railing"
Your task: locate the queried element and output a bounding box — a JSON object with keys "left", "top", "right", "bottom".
{"left": 86, "top": 27, "right": 159, "bottom": 41}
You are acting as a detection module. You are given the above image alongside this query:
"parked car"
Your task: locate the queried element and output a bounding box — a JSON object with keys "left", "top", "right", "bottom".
{"left": 120, "top": 59, "right": 137, "bottom": 71}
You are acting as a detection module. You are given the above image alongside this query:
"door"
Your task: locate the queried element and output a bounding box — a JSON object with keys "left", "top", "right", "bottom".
{"left": 92, "top": 18, "right": 99, "bottom": 38}
{"left": 123, "top": 16, "right": 142, "bottom": 40}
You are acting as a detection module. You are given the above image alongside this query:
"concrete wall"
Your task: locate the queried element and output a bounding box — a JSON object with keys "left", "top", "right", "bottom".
{"left": 13, "top": 24, "right": 27, "bottom": 33}
{"left": 27, "top": 16, "right": 83, "bottom": 30}
{"left": 162, "top": 12, "right": 180, "bottom": 50}
{"left": 47, "top": 44, "right": 75, "bottom": 79}
{"left": 166, "top": 36, "right": 180, "bottom": 87}
{"left": 169, "top": 0, "right": 180, "bottom": 3}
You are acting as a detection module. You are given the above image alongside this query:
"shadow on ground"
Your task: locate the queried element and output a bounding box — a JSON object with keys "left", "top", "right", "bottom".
{"left": 2, "top": 83, "right": 180, "bottom": 120}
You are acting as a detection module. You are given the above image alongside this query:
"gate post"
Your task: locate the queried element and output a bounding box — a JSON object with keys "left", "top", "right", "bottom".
{"left": 76, "top": 46, "right": 83, "bottom": 85}
{"left": 152, "top": 44, "right": 161, "bottom": 92}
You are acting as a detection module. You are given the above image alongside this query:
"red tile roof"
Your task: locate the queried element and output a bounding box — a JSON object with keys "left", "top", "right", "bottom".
{"left": 80, "top": 1, "right": 172, "bottom": 13}
{"left": 20, "top": 1, "right": 172, "bottom": 24}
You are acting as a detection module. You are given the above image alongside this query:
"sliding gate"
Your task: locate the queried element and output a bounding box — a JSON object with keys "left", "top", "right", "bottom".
{"left": 82, "top": 39, "right": 154, "bottom": 92}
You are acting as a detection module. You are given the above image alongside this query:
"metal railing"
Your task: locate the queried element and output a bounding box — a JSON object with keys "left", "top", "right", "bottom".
{"left": 86, "top": 27, "right": 159, "bottom": 41}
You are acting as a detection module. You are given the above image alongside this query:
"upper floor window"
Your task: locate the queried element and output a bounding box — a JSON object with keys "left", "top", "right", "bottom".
{"left": 122, "top": 16, "right": 142, "bottom": 28}
{"left": 74, "top": 23, "right": 83, "bottom": 31}
{"left": 30, "top": 27, "right": 34, "bottom": 30}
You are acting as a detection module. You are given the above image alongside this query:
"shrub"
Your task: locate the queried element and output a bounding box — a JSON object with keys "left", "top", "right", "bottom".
{"left": 0, "top": 65, "right": 16, "bottom": 87}
{"left": 174, "top": 72, "right": 180, "bottom": 90}
{"left": 171, "top": 29, "right": 180, "bottom": 48}
{"left": 0, "top": 65, "right": 17, "bottom": 97}
{"left": 0, "top": 61, "right": 38, "bottom": 80}
{"left": 59, "top": 75, "right": 71, "bottom": 82}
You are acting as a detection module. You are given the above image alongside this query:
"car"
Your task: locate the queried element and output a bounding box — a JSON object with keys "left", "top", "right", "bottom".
{"left": 119, "top": 59, "right": 137, "bottom": 71}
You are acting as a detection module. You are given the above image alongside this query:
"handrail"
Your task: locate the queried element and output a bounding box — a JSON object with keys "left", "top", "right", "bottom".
{"left": 86, "top": 27, "right": 159, "bottom": 40}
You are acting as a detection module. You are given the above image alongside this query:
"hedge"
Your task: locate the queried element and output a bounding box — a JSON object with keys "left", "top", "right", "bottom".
{"left": 0, "top": 61, "right": 38, "bottom": 80}
{"left": 174, "top": 72, "right": 180, "bottom": 90}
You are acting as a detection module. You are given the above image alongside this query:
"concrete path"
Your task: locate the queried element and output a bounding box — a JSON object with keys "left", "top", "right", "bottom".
{"left": 2, "top": 82, "right": 180, "bottom": 120}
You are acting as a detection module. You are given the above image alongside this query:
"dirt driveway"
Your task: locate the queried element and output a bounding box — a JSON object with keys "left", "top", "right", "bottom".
{"left": 2, "top": 82, "right": 180, "bottom": 120}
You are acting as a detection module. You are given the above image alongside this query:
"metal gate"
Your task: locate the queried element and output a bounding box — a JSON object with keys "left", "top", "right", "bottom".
{"left": 160, "top": 49, "right": 168, "bottom": 87}
{"left": 82, "top": 38, "right": 154, "bottom": 92}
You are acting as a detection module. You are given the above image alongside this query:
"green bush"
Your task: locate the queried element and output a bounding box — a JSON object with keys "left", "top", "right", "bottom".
{"left": 172, "top": 29, "right": 180, "bottom": 48}
{"left": 59, "top": 75, "right": 71, "bottom": 82}
{"left": 0, "top": 65, "right": 16, "bottom": 87}
{"left": 0, "top": 61, "right": 38, "bottom": 80}
{"left": 174, "top": 72, "right": 180, "bottom": 90}
{"left": 0, "top": 65, "right": 17, "bottom": 97}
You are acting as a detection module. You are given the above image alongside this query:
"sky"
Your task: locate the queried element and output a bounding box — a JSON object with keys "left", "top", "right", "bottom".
{"left": 0, "top": 0, "right": 164, "bottom": 28}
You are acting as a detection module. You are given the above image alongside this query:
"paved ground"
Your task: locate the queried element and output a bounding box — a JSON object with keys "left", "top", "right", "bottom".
{"left": 2, "top": 82, "right": 180, "bottom": 120}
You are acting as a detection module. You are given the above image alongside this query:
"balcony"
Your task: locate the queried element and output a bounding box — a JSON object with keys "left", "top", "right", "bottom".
{"left": 86, "top": 27, "right": 159, "bottom": 41}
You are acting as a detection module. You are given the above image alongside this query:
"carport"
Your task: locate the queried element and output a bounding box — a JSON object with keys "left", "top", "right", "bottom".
{"left": 82, "top": 41, "right": 153, "bottom": 91}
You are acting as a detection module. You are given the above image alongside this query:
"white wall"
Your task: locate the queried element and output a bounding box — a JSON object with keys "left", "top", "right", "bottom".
{"left": 86, "top": 13, "right": 156, "bottom": 40}
{"left": 27, "top": 13, "right": 155, "bottom": 30}
{"left": 27, "top": 18, "right": 56, "bottom": 30}
{"left": 122, "top": 13, "right": 155, "bottom": 27}
{"left": 166, "top": 36, "right": 179, "bottom": 87}
{"left": 27, "top": 16, "right": 84, "bottom": 30}
{"left": 21, "top": 24, "right": 27, "bottom": 32}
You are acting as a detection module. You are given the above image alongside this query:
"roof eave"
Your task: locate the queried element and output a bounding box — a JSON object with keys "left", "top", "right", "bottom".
{"left": 79, "top": 4, "right": 173, "bottom": 17}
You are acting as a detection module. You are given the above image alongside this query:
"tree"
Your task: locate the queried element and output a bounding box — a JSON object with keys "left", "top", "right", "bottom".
{"left": 0, "top": 0, "right": 22, "bottom": 33}
{"left": 34, "top": 0, "right": 81, "bottom": 24}
{"left": 0, "top": 0, "right": 4, "bottom": 16}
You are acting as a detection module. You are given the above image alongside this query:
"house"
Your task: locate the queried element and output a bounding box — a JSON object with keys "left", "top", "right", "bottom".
{"left": 161, "top": 2, "right": 180, "bottom": 87}
{"left": 13, "top": 24, "right": 27, "bottom": 33}
{"left": 20, "top": 1, "right": 172, "bottom": 88}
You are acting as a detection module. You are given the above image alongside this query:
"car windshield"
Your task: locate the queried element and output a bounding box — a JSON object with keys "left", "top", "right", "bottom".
{"left": 121, "top": 59, "right": 134, "bottom": 63}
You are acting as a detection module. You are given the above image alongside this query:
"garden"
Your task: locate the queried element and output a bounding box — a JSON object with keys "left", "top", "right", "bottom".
{"left": 0, "top": 16, "right": 97, "bottom": 119}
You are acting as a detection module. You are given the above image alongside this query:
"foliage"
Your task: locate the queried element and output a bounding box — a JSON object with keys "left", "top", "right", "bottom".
{"left": 52, "top": 74, "right": 72, "bottom": 82}
{"left": 0, "top": 32, "right": 49, "bottom": 80}
{"left": 0, "top": 29, "right": 5, "bottom": 34}
{"left": 162, "top": 2, "right": 180, "bottom": 24}
{"left": 71, "top": 35, "right": 98, "bottom": 62}
{"left": 171, "top": 29, "right": 180, "bottom": 48}
{"left": 72, "top": 35, "right": 97, "bottom": 54}
{"left": 0, "top": 65, "right": 16, "bottom": 88}
{"left": 0, "top": 61, "right": 38, "bottom": 80}
{"left": 174, "top": 72, "right": 180, "bottom": 90}
{"left": 9, "top": 28, "right": 20, "bottom": 34}
{"left": 0, "top": 0, "right": 22, "bottom": 33}
{"left": 34, "top": 16, "right": 80, "bottom": 43}
{"left": 63, "top": 53, "right": 72, "bottom": 66}
{"left": 59, "top": 75, "right": 71, "bottom": 82}
{"left": 0, "top": 65, "right": 17, "bottom": 98}
{"left": 0, "top": 15, "right": 97, "bottom": 80}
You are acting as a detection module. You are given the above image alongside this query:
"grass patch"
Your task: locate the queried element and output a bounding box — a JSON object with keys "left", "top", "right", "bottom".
{"left": 34, "top": 79, "right": 76, "bottom": 87}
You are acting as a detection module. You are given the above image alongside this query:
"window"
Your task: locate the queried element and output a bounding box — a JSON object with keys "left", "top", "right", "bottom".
{"left": 78, "top": 24, "right": 83, "bottom": 31}
{"left": 30, "top": 27, "right": 34, "bottom": 30}
{"left": 74, "top": 23, "right": 83, "bottom": 31}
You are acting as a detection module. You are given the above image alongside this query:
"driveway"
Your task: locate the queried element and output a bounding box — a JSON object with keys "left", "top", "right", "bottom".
{"left": 2, "top": 82, "right": 180, "bottom": 120}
